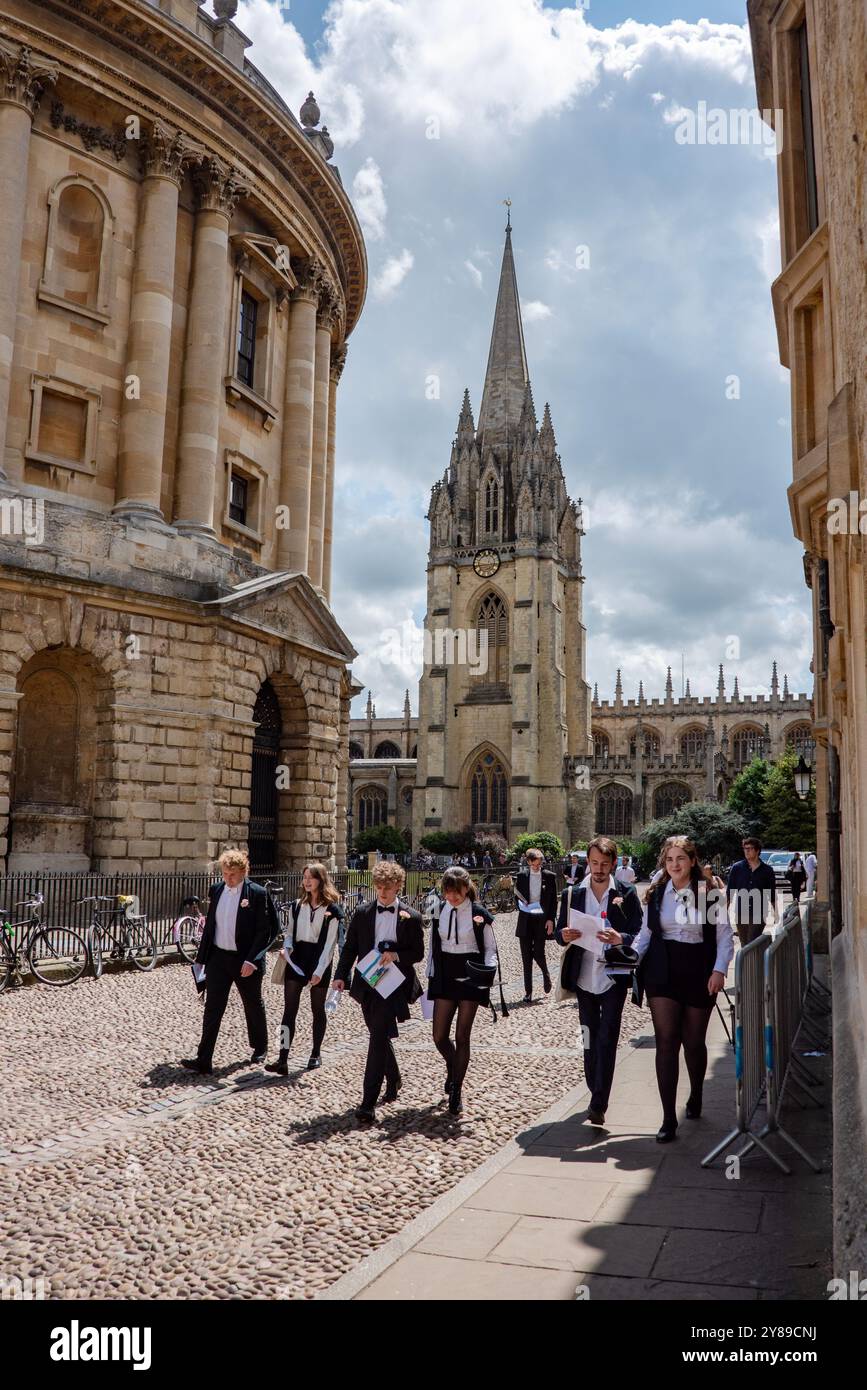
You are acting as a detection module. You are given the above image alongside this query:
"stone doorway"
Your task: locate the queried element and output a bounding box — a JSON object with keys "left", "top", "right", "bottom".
{"left": 249, "top": 680, "right": 282, "bottom": 868}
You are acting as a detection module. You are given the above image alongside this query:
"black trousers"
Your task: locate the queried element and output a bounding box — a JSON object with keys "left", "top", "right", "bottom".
{"left": 197, "top": 947, "right": 268, "bottom": 1065}
{"left": 360, "top": 990, "right": 402, "bottom": 1109}
{"left": 575, "top": 981, "right": 628, "bottom": 1113}
{"left": 518, "top": 914, "right": 550, "bottom": 994}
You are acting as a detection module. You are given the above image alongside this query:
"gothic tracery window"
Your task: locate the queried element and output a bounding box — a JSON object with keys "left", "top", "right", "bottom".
{"left": 357, "top": 786, "right": 387, "bottom": 832}
{"left": 593, "top": 731, "right": 610, "bottom": 762}
{"left": 786, "top": 722, "right": 815, "bottom": 761}
{"left": 653, "top": 782, "right": 691, "bottom": 819}
{"left": 595, "top": 784, "right": 633, "bottom": 837}
{"left": 732, "top": 725, "right": 764, "bottom": 769}
{"left": 374, "top": 741, "right": 400, "bottom": 759}
{"left": 484, "top": 477, "right": 499, "bottom": 534}
{"left": 476, "top": 591, "right": 508, "bottom": 685}
{"left": 679, "top": 727, "right": 706, "bottom": 760}
{"left": 470, "top": 752, "right": 508, "bottom": 832}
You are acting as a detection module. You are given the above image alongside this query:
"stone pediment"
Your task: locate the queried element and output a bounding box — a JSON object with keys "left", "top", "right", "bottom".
{"left": 204, "top": 571, "right": 356, "bottom": 663}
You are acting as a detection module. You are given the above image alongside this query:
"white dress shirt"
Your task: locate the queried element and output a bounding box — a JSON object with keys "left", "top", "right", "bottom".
{"left": 374, "top": 899, "right": 400, "bottom": 949}
{"left": 214, "top": 882, "right": 243, "bottom": 951}
{"left": 569, "top": 874, "right": 616, "bottom": 996}
{"left": 618, "top": 863, "right": 636, "bottom": 885}
{"left": 634, "top": 879, "right": 734, "bottom": 976}
{"left": 427, "top": 900, "right": 497, "bottom": 977}
{"left": 283, "top": 901, "right": 339, "bottom": 980}
{"left": 528, "top": 870, "right": 542, "bottom": 904}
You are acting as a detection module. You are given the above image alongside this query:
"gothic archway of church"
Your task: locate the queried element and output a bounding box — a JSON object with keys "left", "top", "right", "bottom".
{"left": 355, "top": 784, "right": 387, "bottom": 833}
{"left": 592, "top": 729, "right": 610, "bottom": 762}
{"left": 731, "top": 723, "right": 764, "bottom": 770}
{"left": 349, "top": 741, "right": 364, "bottom": 760}
{"left": 629, "top": 727, "right": 661, "bottom": 758}
{"left": 652, "top": 781, "right": 692, "bottom": 819}
{"left": 595, "top": 783, "right": 633, "bottom": 837}
{"left": 785, "top": 721, "right": 815, "bottom": 760}
{"left": 679, "top": 725, "right": 706, "bottom": 760}
{"left": 374, "top": 740, "right": 400, "bottom": 758}
{"left": 9, "top": 647, "right": 105, "bottom": 871}
{"left": 463, "top": 745, "right": 510, "bottom": 837}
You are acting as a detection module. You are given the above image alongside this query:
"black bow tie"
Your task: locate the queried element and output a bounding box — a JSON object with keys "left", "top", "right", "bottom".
{"left": 377, "top": 903, "right": 395, "bottom": 913}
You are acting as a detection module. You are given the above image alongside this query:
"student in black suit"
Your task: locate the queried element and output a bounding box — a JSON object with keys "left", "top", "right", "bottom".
{"left": 333, "top": 860, "right": 424, "bottom": 1123}
{"left": 564, "top": 851, "right": 585, "bottom": 886}
{"left": 181, "top": 849, "right": 276, "bottom": 1075}
{"left": 556, "top": 836, "right": 643, "bottom": 1125}
{"left": 514, "top": 848, "right": 558, "bottom": 1001}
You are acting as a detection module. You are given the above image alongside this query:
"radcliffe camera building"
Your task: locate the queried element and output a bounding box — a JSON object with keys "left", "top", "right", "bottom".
{"left": 0, "top": 0, "right": 366, "bottom": 873}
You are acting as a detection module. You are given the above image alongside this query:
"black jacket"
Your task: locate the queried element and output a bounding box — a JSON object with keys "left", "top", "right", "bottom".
{"left": 725, "top": 858, "right": 777, "bottom": 925}
{"left": 334, "top": 898, "right": 425, "bottom": 1020}
{"left": 195, "top": 878, "right": 274, "bottom": 971}
{"left": 555, "top": 879, "right": 642, "bottom": 992}
{"left": 514, "top": 868, "right": 558, "bottom": 936}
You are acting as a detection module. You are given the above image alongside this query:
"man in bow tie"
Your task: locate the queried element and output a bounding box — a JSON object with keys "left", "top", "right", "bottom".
{"left": 333, "top": 860, "right": 424, "bottom": 1122}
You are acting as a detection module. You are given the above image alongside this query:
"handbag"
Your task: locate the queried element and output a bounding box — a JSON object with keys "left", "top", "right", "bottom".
{"left": 466, "top": 958, "right": 496, "bottom": 987}
{"left": 271, "top": 951, "right": 286, "bottom": 985}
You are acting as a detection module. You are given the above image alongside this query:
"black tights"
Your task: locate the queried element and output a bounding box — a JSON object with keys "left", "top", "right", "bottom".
{"left": 277, "top": 977, "right": 327, "bottom": 1058}
{"left": 432, "top": 999, "right": 479, "bottom": 1094}
{"left": 649, "top": 997, "right": 712, "bottom": 1125}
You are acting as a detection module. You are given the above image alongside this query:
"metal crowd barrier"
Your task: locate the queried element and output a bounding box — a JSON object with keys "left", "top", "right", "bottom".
{"left": 702, "top": 900, "right": 824, "bottom": 1174}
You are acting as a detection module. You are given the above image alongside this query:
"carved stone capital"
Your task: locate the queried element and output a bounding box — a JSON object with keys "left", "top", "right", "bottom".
{"left": 329, "top": 343, "right": 348, "bottom": 384}
{"left": 140, "top": 120, "right": 196, "bottom": 184}
{"left": 0, "top": 41, "right": 58, "bottom": 116}
{"left": 192, "top": 156, "right": 248, "bottom": 217}
{"left": 292, "top": 255, "right": 328, "bottom": 306}
{"left": 317, "top": 279, "right": 342, "bottom": 332}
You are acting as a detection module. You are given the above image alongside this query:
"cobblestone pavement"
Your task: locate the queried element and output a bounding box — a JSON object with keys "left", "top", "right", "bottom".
{"left": 0, "top": 916, "right": 649, "bottom": 1299}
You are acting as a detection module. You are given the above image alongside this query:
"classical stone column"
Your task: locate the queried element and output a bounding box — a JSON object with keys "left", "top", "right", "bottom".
{"left": 115, "top": 122, "right": 192, "bottom": 520}
{"left": 307, "top": 283, "right": 338, "bottom": 590}
{"left": 276, "top": 261, "right": 322, "bottom": 573}
{"left": 322, "top": 342, "right": 346, "bottom": 602}
{"left": 0, "top": 43, "right": 58, "bottom": 482}
{"left": 172, "top": 158, "right": 246, "bottom": 537}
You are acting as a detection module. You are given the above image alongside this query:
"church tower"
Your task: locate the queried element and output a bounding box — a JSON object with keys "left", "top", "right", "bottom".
{"left": 413, "top": 219, "right": 593, "bottom": 850}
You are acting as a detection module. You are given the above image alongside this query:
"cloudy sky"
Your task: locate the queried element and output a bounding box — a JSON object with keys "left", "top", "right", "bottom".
{"left": 220, "top": 0, "right": 811, "bottom": 715}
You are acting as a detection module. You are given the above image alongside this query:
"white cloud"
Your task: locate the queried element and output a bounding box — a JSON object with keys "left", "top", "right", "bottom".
{"left": 372, "top": 248, "right": 414, "bottom": 298}
{"left": 650, "top": 91, "right": 665, "bottom": 104}
{"left": 351, "top": 157, "right": 388, "bottom": 240}
{"left": 464, "top": 260, "right": 483, "bottom": 290}
{"left": 523, "top": 300, "right": 552, "bottom": 323}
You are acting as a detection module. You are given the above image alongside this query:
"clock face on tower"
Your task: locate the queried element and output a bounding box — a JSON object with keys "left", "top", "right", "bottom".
{"left": 473, "top": 548, "right": 500, "bottom": 578}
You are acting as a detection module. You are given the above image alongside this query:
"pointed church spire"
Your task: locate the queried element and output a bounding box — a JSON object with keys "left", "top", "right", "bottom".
{"left": 685, "top": 678, "right": 691, "bottom": 699}
{"left": 638, "top": 680, "right": 645, "bottom": 703}
{"left": 457, "top": 387, "right": 475, "bottom": 444}
{"left": 615, "top": 668, "right": 623, "bottom": 704}
{"left": 665, "top": 666, "right": 673, "bottom": 701}
{"left": 365, "top": 690, "right": 373, "bottom": 721}
{"left": 477, "top": 220, "right": 530, "bottom": 454}
{"left": 783, "top": 672, "right": 790, "bottom": 699}
{"left": 771, "top": 660, "right": 779, "bottom": 697}
{"left": 717, "top": 664, "right": 725, "bottom": 698}
{"left": 592, "top": 682, "right": 599, "bottom": 704}
{"left": 403, "top": 689, "right": 411, "bottom": 722}
{"left": 733, "top": 675, "right": 740, "bottom": 699}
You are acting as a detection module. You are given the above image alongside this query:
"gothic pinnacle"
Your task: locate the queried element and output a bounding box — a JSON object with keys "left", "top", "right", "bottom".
{"left": 665, "top": 666, "right": 673, "bottom": 700}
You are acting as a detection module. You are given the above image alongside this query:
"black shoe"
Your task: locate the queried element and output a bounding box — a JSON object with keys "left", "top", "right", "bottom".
{"left": 180, "top": 1058, "right": 212, "bottom": 1075}
{"left": 448, "top": 1086, "right": 463, "bottom": 1116}
{"left": 264, "top": 1056, "right": 289, "bottom": 1076}
{"left": 523, "top": 993, "right": 533, "bottom": 1003}
{"left": 656, "top": 1121, "right": 678, "bottom": 1143}
{"left": 685, "top": 1095, "right": 702, "bottom": 1119}
{"left": 586, "top": 1107, "right": 606, "bottom": 1126}
{"left": 249, "top": 1051, "right": 267, "bottom": 1065}
{"left": 543, "top": 975, "right": 552, "bottom": 995}
{"left": 355, "top": 1106, "right": 377, "bottom": 1124}
{"left": 306, "top": 1054, "right": 322, "bottom": 1071}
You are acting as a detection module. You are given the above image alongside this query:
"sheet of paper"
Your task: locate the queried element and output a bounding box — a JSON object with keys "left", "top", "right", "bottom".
{"left": 568, "top": 908, "right": 606, "bottom": 958}
{"left": 519, "top": 901, "right": 545, "bottom": 915}
{"left": 357, "top": 948, "right": 405, "bottom": 999}
{"left": 283, "top": 945, "right": 306, "bottom": 977}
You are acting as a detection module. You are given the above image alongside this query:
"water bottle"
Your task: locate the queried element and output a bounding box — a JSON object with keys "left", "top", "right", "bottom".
{"left": 324, "top": 988, "right": 342, "bottom": 1017}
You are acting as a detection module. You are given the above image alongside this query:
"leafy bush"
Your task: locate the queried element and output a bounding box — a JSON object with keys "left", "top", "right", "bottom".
{"left": 641, "top": 801, "right": 748, "bottom": 864}
{"left": 352, "top": 825, "right": 410, "bottom": 855}
{"left": 509, "top": 831, "right": 565, "bottom": 863}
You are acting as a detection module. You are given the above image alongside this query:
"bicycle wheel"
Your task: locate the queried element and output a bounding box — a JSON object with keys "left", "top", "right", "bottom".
{"left": 127, "top": 920, "right": 157, "bottom": 971}
{"left": 27, "top": 927, "right": 89, "bottom": 986}
{"left": 0, "top": 943, "right": 13, "bottom": 994}
{"left": 175, "top": 916, "right": 202, "bottom": 964}
{"left": 88, "top": 925, "right": 104, "bottom": 979}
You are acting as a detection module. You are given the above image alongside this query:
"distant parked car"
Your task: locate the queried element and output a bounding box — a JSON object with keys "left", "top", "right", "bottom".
{"left": 762, "top": 850, "right": 800, "bottom": 889}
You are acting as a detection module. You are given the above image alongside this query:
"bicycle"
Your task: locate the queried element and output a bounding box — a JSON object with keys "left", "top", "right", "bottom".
{"left": 171, "top": 895, "right": 206, "bottom": 963}
{"left": 76, "top": 896, "right": 157, "bottom": 977}
{"left": 0, "top": 894, "right": 89, "bottom": 993}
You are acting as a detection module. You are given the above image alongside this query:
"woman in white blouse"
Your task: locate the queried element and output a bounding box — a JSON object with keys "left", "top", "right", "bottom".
{"left": 265, "top": 863, "right": 343, "bottom": 1076}
{"left": 427, "top": 866, "right": 499, "bottom": 1116}
{"left": 634, "top": 835, "right": 734, "bottom": 1143}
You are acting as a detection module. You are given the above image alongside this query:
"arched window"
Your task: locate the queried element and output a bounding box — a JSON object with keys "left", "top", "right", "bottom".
{"left": 786, "top": 722, "right": 815, "bottom": 761}
{"left": 357, "top": 786, "right": 387, "bottom": 832}
{"left": 374, "top": 740, "right": 400, "bottom": 759}
{"left": 732, "top": 726, "right": 764, "bottom": 769}
{"left": 680, "top": 727, "right": 706, "bottom": 760}
{"left": 476, "top": 591, "right": 508, "bottom": 685}
{"left": 349, "top": 742, "right": 364, "bottom": 760}
{"left": 595, "top": 784, "right": 633, "bottom": 837}
{"left": 593, "top": 731, "right": 610, "bottom": 761}
{"left": 39, "top": 176, "right": 114, "bottom": 321}
{"left": 653, "top": 782, "right": 691, "bottom": 819}
{"left": 15, "top": 668, "right": 79, "bottom": 806}
{"left": 484, "top": 476, "right": 499, "bottom": 534}
{"left": 469, "top": 751, "right": 508, "bottom": 833}
{"left": 629, "top": 729, "right": 660, "bottom": 758}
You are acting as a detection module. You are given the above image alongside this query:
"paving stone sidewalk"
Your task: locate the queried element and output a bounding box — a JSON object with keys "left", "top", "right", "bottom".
{"left": 323, "top": 969, "right": 833, "bottom": 1302}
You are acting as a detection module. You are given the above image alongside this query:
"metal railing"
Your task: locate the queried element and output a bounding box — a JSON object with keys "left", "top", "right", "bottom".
{"left": 702, "top": 897, "right": 825, "bottom": 1174}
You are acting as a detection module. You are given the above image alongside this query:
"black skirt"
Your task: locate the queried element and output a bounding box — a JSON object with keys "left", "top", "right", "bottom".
{"left": 646, "top": 940, "right": 715, "bottom": 1011}
{"left": 284, "top": 938, "right": 333, "bottom": 988}
{"left": 428, "top": 951, "right": 491, "bottom": 1005}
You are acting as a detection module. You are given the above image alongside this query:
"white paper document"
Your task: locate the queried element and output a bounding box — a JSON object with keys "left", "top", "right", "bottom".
{"left": 357, "top": 948, "right": 405, "bottom": 999}
{"left": 519, "top": 901, "right": 545, "bottom": 915}
{"left": 567, "top": 909, "right": 606, "bottom": 958}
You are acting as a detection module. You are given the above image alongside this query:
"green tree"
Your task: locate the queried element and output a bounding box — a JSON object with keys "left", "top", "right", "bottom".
{"left": 762, "top": 747, "right": 817, "bottom": 850}
{"left": 641, "top": 800, "right": 748, "bottom": 864}
{"left": 419, "top": 828, "right": 476, "bottom": 855}
{"left": 352, "top": 825, "right": 409, "bottom": 855}
{"left": 726, "top": 757, "right": 771, "bottom": 836}
{"left": 510, "top": 831, "right": 564, "bottom": 862}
